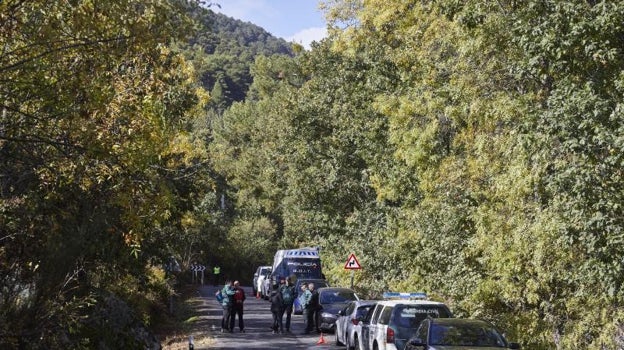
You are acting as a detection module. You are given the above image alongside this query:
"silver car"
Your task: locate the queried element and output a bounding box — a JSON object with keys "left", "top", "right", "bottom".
{"left": 335, "top": 300, "right": 376, "bottom": 350}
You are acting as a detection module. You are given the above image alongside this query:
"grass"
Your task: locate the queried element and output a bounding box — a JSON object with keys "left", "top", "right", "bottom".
{"left": 153, "top": 285, "right": 215, "bottom": 349}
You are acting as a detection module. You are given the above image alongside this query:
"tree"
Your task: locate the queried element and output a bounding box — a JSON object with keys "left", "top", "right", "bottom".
{"left": 324, "top": 0, "right": 624, "bottom": 348}
{"left": 0, "top": 0, "right": 209, "bottom": 347}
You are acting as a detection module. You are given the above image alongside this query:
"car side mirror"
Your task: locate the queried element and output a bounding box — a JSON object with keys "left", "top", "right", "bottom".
{"left": 254, "top": 273, "right": 258, "bottom": 277}
{"left": 338, "top": 310, "right": 343, "bottom": 316}
{"left": 409, "top": 338, "right": 425, "bottom": 346}
{"left": 508, "top": 342, "right": 521, "bottom": 349}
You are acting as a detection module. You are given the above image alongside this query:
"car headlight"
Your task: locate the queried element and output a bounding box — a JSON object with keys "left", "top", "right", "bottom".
{"left": 321, "top": 312, "right": 336, "bottom": 319}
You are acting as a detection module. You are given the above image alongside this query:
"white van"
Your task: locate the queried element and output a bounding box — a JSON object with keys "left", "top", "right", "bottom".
{"left": 252, "top": 266, "right": 272, "bottom": 296}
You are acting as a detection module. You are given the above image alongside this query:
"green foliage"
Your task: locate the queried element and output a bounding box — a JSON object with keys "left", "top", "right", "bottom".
{"left": 0, "top": 0, "right": 211, "bottom": 347}
{"left": 320, "top": 0, "right": 624, "bottom": 348}
{"left": 4, "top": 0, "right": 624, "bottom": 348}
{"left": 207, "top": 0, "right": 624, "bottom": 349}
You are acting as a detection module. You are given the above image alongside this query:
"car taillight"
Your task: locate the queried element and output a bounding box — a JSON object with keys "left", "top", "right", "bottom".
{"left": 351, "top": 318, "right": 359, "bottom": 326}
{"left": 386, "top": 327, "right": 395, "bottom": 343}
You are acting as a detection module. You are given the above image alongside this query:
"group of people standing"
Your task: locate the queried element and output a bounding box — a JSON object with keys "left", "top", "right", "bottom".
{"left": 218, "top": 280, "right": 246, "bottom": 333}
{"left": 299, "top": 282, "right": 321, "bottom": 334}
{"left": 269, "top": 277, "right": 321, "bottom": 335}
{"left": 217, "top": 277, "right": 322, "bottom": 335}
{"left": 269, "top": 276, "right": 297, "bottom": 334}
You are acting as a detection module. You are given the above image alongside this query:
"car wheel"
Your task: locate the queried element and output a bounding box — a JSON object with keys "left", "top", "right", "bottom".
{"left": 352, "top": 334, "right": 359, "bottom": 350}
{"left": 335, "top": 331, "right": 343, "bottom": 346}
{"left": 373, "top": 342, "right": 379, "bottom": 350}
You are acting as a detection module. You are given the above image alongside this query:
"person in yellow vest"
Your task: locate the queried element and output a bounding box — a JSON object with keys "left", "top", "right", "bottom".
{"left": 213, "top": 265, "right": 221, "bottom": 286}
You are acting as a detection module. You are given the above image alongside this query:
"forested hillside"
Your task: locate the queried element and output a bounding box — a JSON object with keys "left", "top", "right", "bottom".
{"left": 182, "top": 4, "right": 295, "bottom": 112}
{"left": 2, "top": 0, "right": 623, "bottom": 349}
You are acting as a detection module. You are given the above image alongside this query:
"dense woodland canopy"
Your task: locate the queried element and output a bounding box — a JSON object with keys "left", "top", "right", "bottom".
{"left": 1, "top": 0, "right": 623, "bottom": 349}
{"left": 0, "top": 0, "right": 288, "bottom": 348}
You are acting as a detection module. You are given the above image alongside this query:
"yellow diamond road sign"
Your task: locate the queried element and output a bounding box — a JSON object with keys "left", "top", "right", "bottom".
{"left": 344, "top": 253, "right": 361, "bottom": 270}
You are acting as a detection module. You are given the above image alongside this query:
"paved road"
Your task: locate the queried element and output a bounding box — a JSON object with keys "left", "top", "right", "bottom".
{"left": 192, "top": 285, "right": 343, "bottom": 350}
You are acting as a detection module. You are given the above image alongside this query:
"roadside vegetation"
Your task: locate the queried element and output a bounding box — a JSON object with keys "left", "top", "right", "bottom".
{"left": 153, "top": 285, "right": 214, "bottom": 350}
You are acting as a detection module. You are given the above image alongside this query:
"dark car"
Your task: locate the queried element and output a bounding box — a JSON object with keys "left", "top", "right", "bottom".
{"left": 335, "top": 300, "right": 376, "bottom": 350}
{"left": 316, "top": 287, "right": 359, "bottom": 333}
{"left": 404, "top": 318, "right": 521, "bottom": 350}
{"left": 293, "top": 278, "right": 330, "bottom": 314}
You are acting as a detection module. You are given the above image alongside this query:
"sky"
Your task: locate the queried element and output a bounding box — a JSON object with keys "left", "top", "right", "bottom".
{"left": 211, "top": 0, "right": 328, "bottom": 50}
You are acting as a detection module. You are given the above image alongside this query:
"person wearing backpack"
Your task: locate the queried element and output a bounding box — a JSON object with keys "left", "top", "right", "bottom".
{"left": 269, "top": 283, "right": 283, "bottom": 334}
{"left": 220, "top": 280, "right": 236, "bottom": 333}
{"left": 279, "top": 276, "right": 296, "bottom": 333}
{"left": 230, "top": 280, "right": 246, "bottom": 332}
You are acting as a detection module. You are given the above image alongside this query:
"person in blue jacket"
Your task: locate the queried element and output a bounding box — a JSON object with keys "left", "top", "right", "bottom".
{"left": 220, "top": 280, "right": 236, "bottom": 332}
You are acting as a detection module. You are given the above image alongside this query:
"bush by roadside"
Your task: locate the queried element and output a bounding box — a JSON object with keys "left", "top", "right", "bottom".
{"left": 152, "top": 285, "right": 214, "bottom": 349}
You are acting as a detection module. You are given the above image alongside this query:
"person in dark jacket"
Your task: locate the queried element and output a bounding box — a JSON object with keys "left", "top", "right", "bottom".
{"left": 269, "top": 284, "right": 283, "bottom": 334}
{"left": 231, "top": 280, "right": 246, "bottom": 332}
{"left": 304, "top": 283, "right": 320, "bottom": 334}
{"left": 279, "top": 276, "right": 296, "bottom": 333}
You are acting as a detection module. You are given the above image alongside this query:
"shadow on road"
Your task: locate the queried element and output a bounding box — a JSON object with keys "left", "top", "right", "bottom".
{"left": 191, "top": 284, "right": 343, "bottom": 350}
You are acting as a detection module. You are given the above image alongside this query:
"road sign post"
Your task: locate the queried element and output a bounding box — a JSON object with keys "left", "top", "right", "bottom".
{"left": 190, "top": 264, "right": 206, "bottom": 285}
{"left": 344, "top": 253, "right": 362, "bottom": 289}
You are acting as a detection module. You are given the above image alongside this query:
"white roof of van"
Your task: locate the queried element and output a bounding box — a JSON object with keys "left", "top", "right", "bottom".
{"left": 283, "top": 249, "right": 319, "bottom": 257}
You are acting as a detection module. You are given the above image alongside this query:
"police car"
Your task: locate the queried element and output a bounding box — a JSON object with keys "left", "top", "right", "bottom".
{"left": 335, "top": 299, "right": 377, "bottom": 350}
{"left": 364, "top": 292, "right": 452, "bottom": 350}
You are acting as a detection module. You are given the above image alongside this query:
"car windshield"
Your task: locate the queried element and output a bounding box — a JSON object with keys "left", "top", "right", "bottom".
{"left": 320, "top": 290, "right": 357, "bottom": 304}
{"left": 394, "top": 305, "right": 451, "bottom": 328}
{"left": 430, "top": 323, "right": 507, "bottom": 347}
